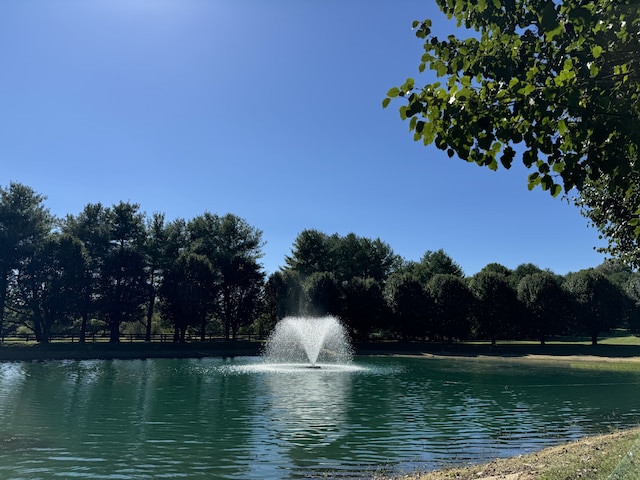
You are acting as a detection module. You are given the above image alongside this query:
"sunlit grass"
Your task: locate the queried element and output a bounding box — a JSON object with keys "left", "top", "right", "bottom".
{"left": 403, "top": 427, "right": 640, "bottom": 480}
{"left": 599, "top": 335, "right": 640, "bottom": 346}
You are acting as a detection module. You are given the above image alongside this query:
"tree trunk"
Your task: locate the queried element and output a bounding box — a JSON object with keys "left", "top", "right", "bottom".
{"left": 145, "top": 292, "right": 155, "bottom": 342}
{"left": 173, "top": 324, "right": 180, "bottom": 343}
{"left": 200, "top": 315, "right": 206, "bottom": 342}
{"left": 109, "top": 317, "right": 120, "bottom": 343}
{"left": 0, "top": 274, "right": 7, "bottom": 340}
{"left": 79, "top": 311, "right": 88, "bottom": 343}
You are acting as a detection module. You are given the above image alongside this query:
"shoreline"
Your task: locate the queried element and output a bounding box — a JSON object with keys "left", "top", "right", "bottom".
{"left": 0, "top": 341, "right": 264, "bottom": 361}
{"left": 396, "top": 426, "right": 640, "bottom": 480}
{"left": 2, "top": 341, "right": 640, "bottom": 363}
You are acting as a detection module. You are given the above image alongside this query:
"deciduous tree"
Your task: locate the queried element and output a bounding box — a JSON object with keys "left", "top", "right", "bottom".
{"left": 160, "top": 252, "right": 216, "bottom": 342}
{"left": 468, "top": 270, "right": 517, "bottom": 345}
{"left": 188, "top": 213, "right": 265, "bottom": 340}
{"left": 384, "top": 273, "right": 432, "bottom": 340}
{"left": 427, "top": 274, "right": 473, "bottom": 342}
{"left": 0, "top": 183, "right": 54, "bottom": 338}
{"left": 342, "top": 277, "right": 385, "bottom": 341}
{"left": 564, "top": 269, "right": 625, "bottom": 345}
{"left": 385, "top": 0, "right": 640, "bottom": 198}
{"left": 15, "top": 234, "right": 86, "bottom": 342}
{"left": 517, "top": 271, "right": 568, "bottom": 344}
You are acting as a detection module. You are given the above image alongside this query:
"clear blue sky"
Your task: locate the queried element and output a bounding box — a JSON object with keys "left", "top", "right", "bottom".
{"left": 0, "top": 0, "right": 607, "bottom": 276}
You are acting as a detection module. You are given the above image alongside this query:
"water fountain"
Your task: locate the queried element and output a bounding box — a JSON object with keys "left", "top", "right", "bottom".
{"left": 262, "top": 315, "right": 353, "bottom": 368}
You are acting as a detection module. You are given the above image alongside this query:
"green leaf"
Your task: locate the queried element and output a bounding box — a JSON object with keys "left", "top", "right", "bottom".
{"left": 401, "top": 78, "right": 415, "bottom": 92}
{"left": 434, "top": 61, "right": 448, "bottom": 77}
{"left": 540, "top": 175, "right": 554, "bottom": 190}
{"left": 457, "top": 87, "right": 472, "bottom": 101}
{"left": 382, "top": 97, "right": 391, "bottom": 109}
{"left": 500, "top": 146, "right": 515, "bottom": 169}
{"left": 592, "top": 45, "right": 603, "bottom": 59}
{"left": 558, "top": 119, "right": 568, "bottom": 135}
{"left": 387, "top": 87, "right": 400, "bottom": 98}
{"left": 523, "top": 149, "right": 537, "bottom": 168}
{"left": 550, "top": 184, "right": 562, "bottom": 197}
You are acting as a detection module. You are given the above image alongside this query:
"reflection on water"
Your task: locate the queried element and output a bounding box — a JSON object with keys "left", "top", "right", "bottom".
{"left": 0, "top": 356, "right": 639, "bottom": 479}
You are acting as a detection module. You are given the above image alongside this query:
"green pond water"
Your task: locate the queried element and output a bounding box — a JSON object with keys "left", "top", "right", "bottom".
{"left": 0, "top": 356, "right": 639, "bottom": 479}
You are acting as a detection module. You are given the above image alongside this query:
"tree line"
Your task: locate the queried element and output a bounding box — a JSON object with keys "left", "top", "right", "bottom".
{"left": 1, "top": 182, "right": 638, "bottom": 345}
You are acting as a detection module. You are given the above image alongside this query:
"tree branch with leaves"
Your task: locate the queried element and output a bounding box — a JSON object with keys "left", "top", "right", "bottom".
{"left": 384, "top": 0, "right": 640, "bottom": 198}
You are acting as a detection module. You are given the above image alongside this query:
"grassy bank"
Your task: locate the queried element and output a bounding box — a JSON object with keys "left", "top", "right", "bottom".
{"left": 2, "top": 337, "right": 640, "bottom": 362}
{"left": 393, "top": 426, "right": 640, "bottom": 480}
{"left": 0, "top": 340, "right": 263, "bottom": 361}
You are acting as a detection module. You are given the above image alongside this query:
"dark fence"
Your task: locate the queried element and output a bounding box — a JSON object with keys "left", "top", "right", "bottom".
{"left": 1, "top": 332, "right": 265, "bottom": 344}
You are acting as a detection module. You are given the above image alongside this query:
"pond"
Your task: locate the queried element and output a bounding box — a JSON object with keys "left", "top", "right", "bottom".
{"left": 0, "top": 356, "right": 639, "bottom": 479}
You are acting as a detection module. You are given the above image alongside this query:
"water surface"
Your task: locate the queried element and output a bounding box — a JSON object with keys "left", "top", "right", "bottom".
{"left": 0, "top": 356, "right": 639, "bottom": 479}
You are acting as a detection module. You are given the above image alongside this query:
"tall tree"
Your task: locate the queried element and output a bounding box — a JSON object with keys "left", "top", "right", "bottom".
{"left": 508, "top": 263, "right": 543, "bottom": 290}
{"left": 342, "top": 277, "right": 385, "bottom": 341}
{"left": 517, "top": 272, "right": 568, "bottom": 344}
{"left": 576, "top": 178, "right": 640, "bottom": 267}
{"left": 333, "top": 233, "right": 401, "bottom": 283}
{"left": 285, "top": 230, "right": 400, "bottom": 284}
{"left": 564, "top": 269, "right": 625, "bottom": 345}
{"left": 142, "top": 213, "right": 182, "bottom": 342}
{"left": 427, "top": 274, "right": 473, "bottom": 343}
{"left": 99, "top": 202, "right": 148, "bottom": 342}
{"left": 304, "top": 271, "right": 341, "bottom": 317}
{"left": 188, "top": 213, "right": 265, "bottom": 340}
{"left": 15, "top": 234, "right": 86, "bottom": 342}
{"left": 62, "top": 203, "right": 111, "bottom": 342}
{"left": 624, "top": 271, "right": 640, "bottom": 334}
{"left": 0, "top": 183, "right": 54, "bottom": 338}
{"left": 384, "top": 0, "right": 640, "bottom": 198}
{"left": 160, "top": 252, "right": 216, "bottom": 342}
{"left": 284, "top": 229, "right": 332, "bottom": 279}
{"left": 384, "top": 272, "right": 432, "bottom": 340}
{"left": 264, "top": 270, "right": 302, "bottom": 322}
{"left": 407, "top": 249, "right": 464, "bottom": 286}
{"left": 479, "top": 263, "right": 513, "bottom": 278}
{"left": 469, "top": 270, "right": 517, "bottom": 345}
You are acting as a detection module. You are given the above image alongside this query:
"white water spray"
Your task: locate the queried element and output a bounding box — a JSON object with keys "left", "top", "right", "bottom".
{"left": 262, "top": 316, "right": 353, "bottom": 367}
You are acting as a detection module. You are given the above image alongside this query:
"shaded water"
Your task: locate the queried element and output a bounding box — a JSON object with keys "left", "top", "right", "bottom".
{"left": 0, "top": 356, "right": 639, "bottom": 479}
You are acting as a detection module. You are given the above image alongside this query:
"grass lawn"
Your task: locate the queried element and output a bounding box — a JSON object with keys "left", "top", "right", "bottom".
{"left": 394, "top": 426, "right": 640, "bottom": 480}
